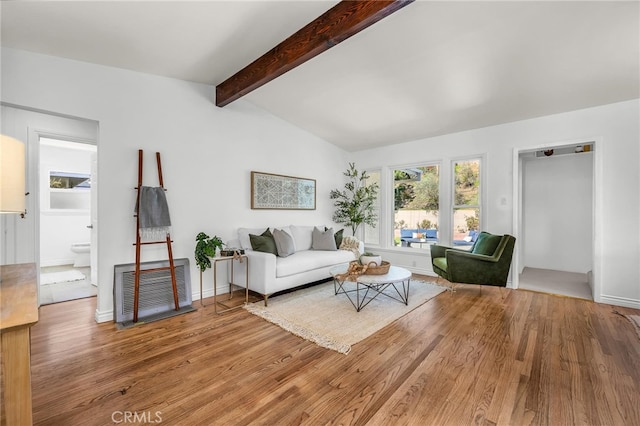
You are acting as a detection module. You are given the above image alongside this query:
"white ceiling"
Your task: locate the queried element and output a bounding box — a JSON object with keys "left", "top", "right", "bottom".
{"left": 1, "top": 1, "right": 638, "bottom": 152}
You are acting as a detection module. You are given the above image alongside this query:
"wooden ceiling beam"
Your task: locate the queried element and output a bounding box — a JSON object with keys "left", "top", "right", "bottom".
{"left": 215, "top": 0, "right": 414, "bottom": 107}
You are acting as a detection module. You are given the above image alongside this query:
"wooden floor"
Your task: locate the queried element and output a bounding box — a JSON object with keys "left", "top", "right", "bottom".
{"left": 27, "top": 279, "right": 640, "bottom": 426}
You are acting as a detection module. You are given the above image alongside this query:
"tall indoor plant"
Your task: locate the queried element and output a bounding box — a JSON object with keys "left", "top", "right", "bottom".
{"left": 330, "top": 162, "right": 379, "bottom": 236}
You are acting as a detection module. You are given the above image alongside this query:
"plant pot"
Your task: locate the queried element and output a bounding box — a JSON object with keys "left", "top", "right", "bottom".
{"left": 360, "top": 254, "right": 382, "bottom": 266}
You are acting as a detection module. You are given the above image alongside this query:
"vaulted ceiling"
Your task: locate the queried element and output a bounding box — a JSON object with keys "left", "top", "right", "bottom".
{"left": 1, "top": 1, "right": 638, "bottom": 152}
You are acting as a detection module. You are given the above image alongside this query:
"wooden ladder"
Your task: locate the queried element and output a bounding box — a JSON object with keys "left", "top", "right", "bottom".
{"left": 133, "top": 149, "right": 179, "bottom": 323}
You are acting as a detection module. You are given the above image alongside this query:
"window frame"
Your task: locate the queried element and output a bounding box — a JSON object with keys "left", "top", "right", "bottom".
{"left": 450, "top": 155, "right": 484, "bottom": 248}
{"left": 360, "top": 155, "right": 485, "bottom": 253}
{"left": 388, "top": 160, "right": 442, "bottom": 251}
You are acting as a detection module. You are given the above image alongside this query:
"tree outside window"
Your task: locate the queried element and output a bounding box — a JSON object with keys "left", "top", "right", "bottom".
{"left": 453, "top": 159, "right": 481, "bottom": 248}
{"left": 393, "top": 165, "right": 440, "bottom": 248}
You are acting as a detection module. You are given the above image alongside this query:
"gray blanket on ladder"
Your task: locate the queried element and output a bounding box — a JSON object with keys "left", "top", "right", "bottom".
{"left": 136, "top": 186, "right": 171, "bottom": 240}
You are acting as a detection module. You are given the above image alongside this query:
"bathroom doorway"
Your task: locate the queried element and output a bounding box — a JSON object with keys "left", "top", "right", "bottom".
{"left": 39, "top": 137, "right": 97, "bottom": 304}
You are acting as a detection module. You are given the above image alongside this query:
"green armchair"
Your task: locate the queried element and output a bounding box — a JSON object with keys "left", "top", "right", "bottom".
{"left": 430, "top": 231, "right": 516, "bottom": 289}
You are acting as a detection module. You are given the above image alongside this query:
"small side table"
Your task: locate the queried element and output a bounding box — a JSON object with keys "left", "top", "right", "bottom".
{"left": 200, "top": 255, "right": 249, "bottom": 314}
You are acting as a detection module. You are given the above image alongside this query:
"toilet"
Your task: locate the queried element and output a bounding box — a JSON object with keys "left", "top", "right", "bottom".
{"left": 70, "top": 242, "right": 91, "bottom": 267}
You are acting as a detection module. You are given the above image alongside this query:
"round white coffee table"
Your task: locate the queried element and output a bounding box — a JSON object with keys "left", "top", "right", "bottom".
{"left": 330, "top": 264, "right": 412, "bottom": 312}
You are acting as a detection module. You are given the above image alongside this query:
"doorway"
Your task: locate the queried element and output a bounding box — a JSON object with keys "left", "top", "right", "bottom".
{"left": 38, "top": 138, "right": 97, "bottom": 304}
{"left": 0, "top": 104, "right": 99, "bottom": 306}
{"left": 513, "top": 140, "right": 598, "bottom": 300}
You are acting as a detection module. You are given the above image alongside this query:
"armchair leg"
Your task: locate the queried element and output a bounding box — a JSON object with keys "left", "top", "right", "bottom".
{"left": 443, "top": 277, "right": 457, "bottom": 293}
{"left": 435, "top": 276, "right": 453, "bottom": 292}
{"left": 434, "top": 276, "right": 458, "bottom": 293}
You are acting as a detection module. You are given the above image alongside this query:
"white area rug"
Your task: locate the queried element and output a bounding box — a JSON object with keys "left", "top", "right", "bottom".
{"left": 244, "top": 279, "right": 446, "bottom": 354}
{"left": 40, "top": 270, "right": 86, "bottom": 285}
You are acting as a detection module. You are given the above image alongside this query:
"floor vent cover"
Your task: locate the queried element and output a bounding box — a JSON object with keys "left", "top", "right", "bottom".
{"left": 113, "top": 258, "right": 192, "bottom": 323}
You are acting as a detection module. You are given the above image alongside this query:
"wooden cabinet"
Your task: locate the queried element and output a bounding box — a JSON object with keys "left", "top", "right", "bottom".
{"left": 1, "top": 263, "right": 38, "bottom": 425}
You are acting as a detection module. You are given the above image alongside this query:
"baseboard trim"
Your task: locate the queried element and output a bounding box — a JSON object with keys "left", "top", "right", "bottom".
{"left": 95, "top": 308, "right": 113, "bottom": 323}
{"left": 195, "top": 288, "right": 215, "bottom": 300}
{"left": 599, "top": 294, "right": 640, "bottom": 309}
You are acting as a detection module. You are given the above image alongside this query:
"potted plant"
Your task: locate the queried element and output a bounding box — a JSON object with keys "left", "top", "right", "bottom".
{"left": 194, "top": 232, "right": 224, "bottom": 273}
{"left": 360, "top": 251, "right": 382, "bottom": 266}
{"left": 330, "top": 162, "right": 379, "bottom": 236}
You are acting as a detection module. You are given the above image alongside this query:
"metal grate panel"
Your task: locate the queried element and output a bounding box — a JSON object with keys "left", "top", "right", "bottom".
{"left": 113, "top": 258, "right": 191, "bottom": 323}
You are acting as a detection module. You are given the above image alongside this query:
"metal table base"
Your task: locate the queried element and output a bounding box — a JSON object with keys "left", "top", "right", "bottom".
{"left": 331, "top": 265, "right": 412, "bottom": 312}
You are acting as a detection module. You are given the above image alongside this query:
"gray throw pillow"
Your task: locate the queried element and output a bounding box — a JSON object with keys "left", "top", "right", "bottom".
{"left": 312, "top": 226, "right": 337, "bottom": 251}
{"left": 325, "top": 227, "right": 344, "bottom": 248}
{"left": 273, "top": 228, "right": 296, "bottom": 257}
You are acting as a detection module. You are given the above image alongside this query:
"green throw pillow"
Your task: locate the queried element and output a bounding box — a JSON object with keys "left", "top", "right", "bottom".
{"left": 326, "top": 227, "right": 344, "bottom": 248}
{"left": 471, "top": 232, "right": 502, "bottom": 256}
{"left": 249, "top": 228, "right": 278, "bottom": 256}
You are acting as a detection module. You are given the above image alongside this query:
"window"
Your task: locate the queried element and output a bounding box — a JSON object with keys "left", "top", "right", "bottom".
{"left": 393, "top": 164, "right": 440, "bottom": 249}
{"left": 49, "top": 171, "right": 91, "bottom": 210}
{"left": 40, "top": 137, "right": 96, "bottom": 211}
{"left": 49, "top": 171, "right": 91, "bottom": 190}
{"left": 452, "top": 158, "right": 481, "bottom": 249}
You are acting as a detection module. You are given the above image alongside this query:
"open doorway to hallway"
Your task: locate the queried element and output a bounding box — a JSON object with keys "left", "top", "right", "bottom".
{"left": 515, "top": 141, "right": 595, "bottom": 300}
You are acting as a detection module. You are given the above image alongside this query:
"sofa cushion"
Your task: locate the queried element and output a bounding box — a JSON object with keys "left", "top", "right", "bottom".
{"left": 276, "top": 249, "right": 356, "bottom": 278}
{"left": 432, "top": 256, "right": 447, "bottom": 272}
{"left": 312, "top": 227, "right": 337, "bottom": 251}
{"left": 249, "top": 228, "right": 278, "bottom": 255}
{"left": 273, "top": 228, "right": 296, "bottom": 257}
{"left": 290, "top": 225, "right": 316, "bottom": 251}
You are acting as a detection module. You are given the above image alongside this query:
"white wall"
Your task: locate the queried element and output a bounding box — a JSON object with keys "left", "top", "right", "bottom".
{"left": 522, "top": 152, "right": 593, "bottom": 273}
{"left": 1, "top": 48, "right": 349, "bottom": 321}
{"left": 350, "top": 100, "right": 640, "bottom": 309}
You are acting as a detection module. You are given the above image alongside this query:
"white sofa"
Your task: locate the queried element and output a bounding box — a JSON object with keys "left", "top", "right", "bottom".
{"left": 227, "top": 225, "right": 364, "bottom": 305}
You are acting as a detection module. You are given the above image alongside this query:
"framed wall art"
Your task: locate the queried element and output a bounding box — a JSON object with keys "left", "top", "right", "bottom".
{"left": 251, "top": 171, "right": 316, "bottom": 210}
